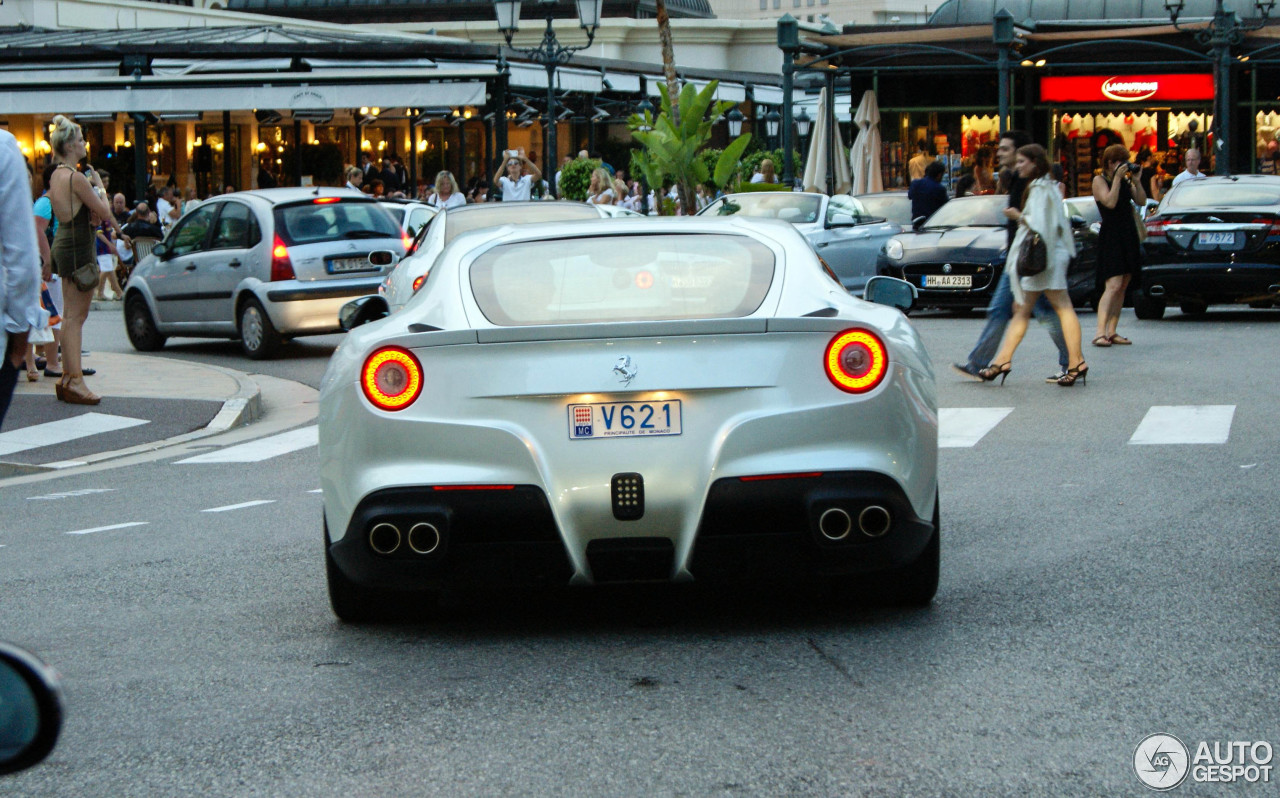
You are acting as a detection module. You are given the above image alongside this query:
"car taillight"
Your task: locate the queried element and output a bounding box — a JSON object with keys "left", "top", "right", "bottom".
{"left": 1250, "top": 217, "right": 1280, "bottom": 237}
{"left": 824, "top": 329, "right": 888, "bottom": 393}
{"left": 402, "top": 232, "right": 413, "bottom": 249}
{"left": 270, "top": 234, "right": 295, "bottom": 281}
{"left": 1145, "top": 216, "right": 1176, "bottom": 238}
{"left": 412, "top": 274, "right": 426, "bottom": 293}
{"left": 361, "top": 347, "right": 422, "bottom": 411}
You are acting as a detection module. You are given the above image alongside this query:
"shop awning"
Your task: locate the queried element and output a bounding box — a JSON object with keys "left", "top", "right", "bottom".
{"left": 0, "top": 69, "right": 490, "bottom": 115}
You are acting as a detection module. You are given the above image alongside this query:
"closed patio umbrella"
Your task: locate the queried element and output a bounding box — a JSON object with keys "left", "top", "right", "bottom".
{"left": 802, "top": 88, "right": 852, "bottom": 195}
{"left": 849, "top": 90, "right": 884, "bottom": 195}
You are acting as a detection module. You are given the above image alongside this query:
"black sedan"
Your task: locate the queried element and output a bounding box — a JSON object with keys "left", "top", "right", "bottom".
{"left": 876, "top": 195, "right": 1100, "bottom": 311}
{"left": 1136, "top": 175, "right": 1280, "bottom": 319}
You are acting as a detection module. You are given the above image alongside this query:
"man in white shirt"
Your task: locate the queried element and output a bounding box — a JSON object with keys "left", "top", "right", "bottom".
{"left": 908, "top": 140, "right": 933, "bottom": 181}
{"left": 1171, "top": 148, "right": 1207, "bottom": 188}
{"left": 155, "top": 186, "right": 180, "bottom": 232}
{"left": 493, "top": 153, "right": 542, "bottom": 202}
{"left": 0, "top": 130, "right": 48, "bottom": 427}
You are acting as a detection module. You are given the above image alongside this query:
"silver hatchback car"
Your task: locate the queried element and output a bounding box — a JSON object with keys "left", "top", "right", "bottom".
{"left": 124, "top": 188, "right": 407, "bottom": 358}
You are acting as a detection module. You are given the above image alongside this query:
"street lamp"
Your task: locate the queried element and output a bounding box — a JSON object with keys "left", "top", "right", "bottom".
{"left": 795, "top": 107, "right": 812, "bottom": 140}
{"left": 726, "top": 107, "right": 744, "bottom": 138}
{"left": 493, "top": 0, "right": 604, "bottom": 197}
{"left": 765, "top": 109, "right": 781, "bottom": 147}
{"left": 1165, "top": 0, "right": 1275, "bottom": 174}
{"left": 636, "top": 96, "right": 654, "bottom": 132}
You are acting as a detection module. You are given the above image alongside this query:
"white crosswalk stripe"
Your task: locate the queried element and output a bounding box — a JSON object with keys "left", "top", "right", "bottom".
{"left": 201, "top": 500, "right": 277, "bottom": 513}
{"left": 0, "top": 413, "right": 148, "bottom": 457}
{"left": 65, "top": 522, "right": 149, "bottom": 536}
{"left": 938, "top": 407, "right": 1014, "bottom": 448}
{"left": 176, "top": 426, "right": 318, "bottom": 464}
{"left": 1129, "top": 405, "right": 1236, "bottom": 445}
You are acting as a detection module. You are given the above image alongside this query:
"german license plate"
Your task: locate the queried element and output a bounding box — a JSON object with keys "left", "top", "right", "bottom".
{"left": 328, "top": 256, "right": 375, "bottom": 273}
{"left": 568, "top": 400, "right": 682, "bottom": 440}
{"left": 1198, "top": 232, "right": 1235, "bottom": 246}
{"left": 923, "top": 274, "right": 972, "bottom": 288}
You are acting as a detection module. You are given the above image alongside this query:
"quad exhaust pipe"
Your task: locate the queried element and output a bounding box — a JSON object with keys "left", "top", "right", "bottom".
{"left": 368, "top": 521, "right": 443, "bottom": 556}
{"left": 818, "top": 505, "right": 892, "bottom": 541}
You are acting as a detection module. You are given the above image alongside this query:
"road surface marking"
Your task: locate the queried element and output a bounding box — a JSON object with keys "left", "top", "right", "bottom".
{"left": 201, "top": 500, "right": 277, "bottom": 513}
{"left": 0, "top": 413, "right": 148, "bottom": 456}
{"left": 938, "top": 407, "right": 1014, "bottom": 448}
{"left": 28, "top": 488, "right": 116, "bottom": 501}
{"left": 307, "top": 489, "right": 323, "bottom": 494}
{"left": 65, "top": 521, "right": 149, "bottom": 536}
{"left": 1129, "top": 405, "right": 1235, "bottom": 445}
{"left": 176, "top": 426, "right": 318, "bottom": 463}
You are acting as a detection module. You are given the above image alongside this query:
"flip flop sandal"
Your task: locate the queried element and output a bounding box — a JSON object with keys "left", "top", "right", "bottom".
{"left": 1091, "top": 335, "right": 1113, "bottom": 347}
{"left": 1108, "top": 334, "right": 1132, "bottom": 345}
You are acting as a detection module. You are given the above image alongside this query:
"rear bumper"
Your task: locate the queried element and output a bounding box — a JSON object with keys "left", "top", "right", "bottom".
{"left": 327, "top": 471, "right": 936, "bottom": 591}
{"left": 256, "top": 277, "right": 382, "bottom": 334}
{"left": 1141, "top": 261, "right": 1280, "bottom": 303}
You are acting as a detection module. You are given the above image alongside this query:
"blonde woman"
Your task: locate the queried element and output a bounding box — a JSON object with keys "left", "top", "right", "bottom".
{"left": 428, "top": 171, "right": 465, "bottom": 209}
{"left": 47, "top": 114, "right": 129, "bottom": 405}
{"left": 751, "top": 158, "right": 777, "bottom": 184}
{"left": 587, "top": 168, "right": 615, "bottom": 205}
{"left": 979, "top": 144, "right": 1088, "bottom": 387}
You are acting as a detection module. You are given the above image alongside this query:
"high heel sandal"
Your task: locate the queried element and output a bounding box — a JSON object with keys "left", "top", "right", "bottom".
{"left": 1057, "top": 362, "right": 1089, "bottom": 387}
{"left": 59, "top": 373, "right": 100, "bottom": 406}
{"left": 26, "top": 364, "right": 39, "bottom": 382}
{"left": 978, "top": 362, "right": 1012, "bottom": 385}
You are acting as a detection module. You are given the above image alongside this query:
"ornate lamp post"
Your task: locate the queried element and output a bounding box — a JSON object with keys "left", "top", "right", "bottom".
{"left": 765, "top": 109, "right": 781, "bottom": 149}
{"left": 494, "top": 0, "right": 604, "bottom": 197}
{"left": 794, "top": 107, "right": 811, "bottom": 182}
{"left": 1166, "top": 0, "right": 1276, "bottom": 174}
{"left": 726, "top": 107, "right": 744, "bottom": 138}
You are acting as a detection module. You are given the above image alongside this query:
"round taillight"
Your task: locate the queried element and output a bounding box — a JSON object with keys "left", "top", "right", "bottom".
{"left": 824, "top": 329, "right": 888, "bottom": 393}
{"left": 361, "top": 347, "right": 422, "bottom": 411}
{"left": 412, "top": 274, "right": 426, "bottom": 293}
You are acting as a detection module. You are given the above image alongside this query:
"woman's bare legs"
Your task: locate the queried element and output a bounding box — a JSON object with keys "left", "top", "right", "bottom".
{"left": 1095, "top": 273, "right": 1129, "bottom": 340}
{"left": 990, "top": 291, "right": 1039, "bottom": 367}
{"left": 60, "top": 280, "right": 91, "bottom": 378}
{"left": 1044, "top": 288, "right": 1084, "bottom": 367}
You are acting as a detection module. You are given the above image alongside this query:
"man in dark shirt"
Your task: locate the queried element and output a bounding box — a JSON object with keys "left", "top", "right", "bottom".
{"left": 908, "top": 160, "right": 949, "bottom": 222}
{"left": 952, "top": 130, "right": 1069, "bottom": 382}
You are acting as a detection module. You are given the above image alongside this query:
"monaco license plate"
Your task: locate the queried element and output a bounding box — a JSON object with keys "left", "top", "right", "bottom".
{"left": 1198, "top": 232, "right": 1235, "bottom": 246}
{"left": 568, "top": 400, "right": 682, "bottom": 440}
{"left": 328, "top": 256, "right": 375, "bottom": 273}
{"left": 923, "top": 274, "right": 972, "bottom": 288}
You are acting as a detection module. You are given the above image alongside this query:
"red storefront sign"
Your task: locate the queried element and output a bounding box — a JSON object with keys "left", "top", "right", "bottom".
{"left": 1040, "top": 74, "right": 1215, "bottom": 103}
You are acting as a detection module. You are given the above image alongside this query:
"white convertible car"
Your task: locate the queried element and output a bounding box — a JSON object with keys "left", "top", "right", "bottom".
{"left": 320, "top": 217, "right": 939, "bottom": 621}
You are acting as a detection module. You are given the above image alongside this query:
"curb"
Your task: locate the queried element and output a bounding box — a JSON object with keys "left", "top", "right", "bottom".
{"left": 0, "top": 363, "right": 262, "bottom": 479}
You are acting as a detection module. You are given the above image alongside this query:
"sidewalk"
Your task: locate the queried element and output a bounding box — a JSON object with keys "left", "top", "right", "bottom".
{"left": 2, "top": 348, "right": 262, "bottom": 477}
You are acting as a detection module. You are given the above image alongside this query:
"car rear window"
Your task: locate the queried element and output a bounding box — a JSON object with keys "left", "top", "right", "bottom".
{"left": 274, "top": 199, "right": 401, "bottom": 246}
{"left": 923, "top": 196, "right": 1007, "bottom": 228}
{"left": 445, "top": 204, "right": 599, "bottom": 245}
{"left": 708, "top": 195, "right": 822, "bottom": 224}
{"left": 469, "top": 234, "right": 775, "bottom": 326}
{"left": 1165, "top": 182, "right": 1280, "bottom": 208}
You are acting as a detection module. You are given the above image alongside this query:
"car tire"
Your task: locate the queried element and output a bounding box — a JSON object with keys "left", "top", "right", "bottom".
{"left": 324, "top": 520, "right": 440, "bottom": 623}
{"left": 1133, "top": 294, "right": 1166, "bottom": 320}
{"left": 1179, "top": 300, "right": 1209, "bottom": 315}
{"left": 124, "top": 294, "right": 166, "bottom": 352}
{"left": 238, "top": 296, "right": 281, "bottom": 360}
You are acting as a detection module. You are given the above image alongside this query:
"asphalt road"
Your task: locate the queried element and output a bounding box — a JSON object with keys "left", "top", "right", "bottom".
{"left": 3, "top": 306, "right": 1278, "bottom": 796}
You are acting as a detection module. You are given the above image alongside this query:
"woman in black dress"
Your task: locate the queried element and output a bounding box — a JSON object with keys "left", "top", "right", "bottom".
{"left": 1092, "top": 143, "right": 1147, "bottom": 347}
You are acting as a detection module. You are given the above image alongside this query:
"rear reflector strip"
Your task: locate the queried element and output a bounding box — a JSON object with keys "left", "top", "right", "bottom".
{"left": 432, "top": 485, "right": 515, "bottom": 491}
{"left": 739, "top": 472, "right": 823, "bottom": 482}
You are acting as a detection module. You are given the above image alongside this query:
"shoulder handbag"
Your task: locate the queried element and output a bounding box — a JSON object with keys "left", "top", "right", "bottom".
{"left": 58, "top": 166, "right": 102, "bottom": 292}
{"left": 1016, "top": 228, "right": 1048, "bottom": 277}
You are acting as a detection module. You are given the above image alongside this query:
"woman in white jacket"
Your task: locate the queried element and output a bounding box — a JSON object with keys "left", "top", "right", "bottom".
{"left": 979, "top": 143, "right": 1088, "bottom": 387}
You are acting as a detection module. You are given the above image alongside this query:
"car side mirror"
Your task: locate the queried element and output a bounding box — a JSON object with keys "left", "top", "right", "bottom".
{"left": 368, "top": 250, "right": 395, "bottom": 267}
{"left": 152, "top": 241, "right": 169, "bottom": 260}
{"left": 0, "top": 643, "right": 62, "bottom": 776}
{"left": 339, "top": 295, "right": 389, "bottom": 331}
{"left": 911, "top": 216, "right": 927, "bottom": 231}
{"left": 827, "top": 213, "right": 857, "bottom": 228}
{"left": 1070, "top": 215, "right": 1087, "bottom": 229}
{"left": 863, "top": 275, "right": 916, "bottom": 312}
